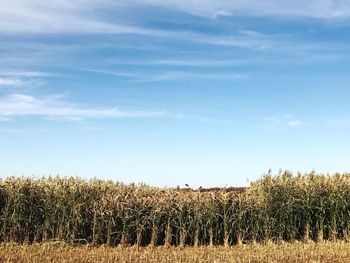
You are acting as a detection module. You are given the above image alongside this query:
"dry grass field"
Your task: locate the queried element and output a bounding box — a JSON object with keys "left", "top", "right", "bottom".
{"left": 0, "top": 241, "right": 349, "bottom": 263}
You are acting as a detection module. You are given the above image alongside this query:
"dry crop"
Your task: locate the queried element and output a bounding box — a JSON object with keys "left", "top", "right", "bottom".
{"left": 1, "top": 242, "right": 350, "bottom": 263}
{"left": 1, "top": 171, "right": 350, "bottom": 246}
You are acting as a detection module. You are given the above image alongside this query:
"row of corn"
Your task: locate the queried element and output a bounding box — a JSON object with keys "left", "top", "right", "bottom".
{"left": 1, "top": 171, "right": 350, "bottom": 246}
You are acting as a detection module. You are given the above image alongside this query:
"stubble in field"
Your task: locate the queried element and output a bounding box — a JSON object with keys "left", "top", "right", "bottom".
{"left": 0, "top": 241, "right": 349, "bottom": 263}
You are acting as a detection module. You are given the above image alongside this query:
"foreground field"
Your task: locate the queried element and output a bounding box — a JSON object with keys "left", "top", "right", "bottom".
{"left": 0, "top": 242, "right": 349, "bottom": 263}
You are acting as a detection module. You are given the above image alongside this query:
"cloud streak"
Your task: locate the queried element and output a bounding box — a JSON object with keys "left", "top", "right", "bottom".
{"left": 0, "top": 71, "right": 54, "bottom": 78}
{"left": 0, "top": 4, "right": 277, "bottom": 51}
{"left": 264, "top": 116, "right": 303, "bottom": 127}
{"left": 105, "top": 59, "right": 256, "bottom": 67}
{"left": 0, "top": 78, "right": 26, "bottom": 87}
{"left": 123, "top": 0, "right": 350, "bottom": 19}
{"left": 2, "top": 0, "right": 349, "bottom": 35}
{"left": 1, "top": 1, "right": 348, "bottom": 53}
{"left": 287, "top": 120, "right": 303, "bottom": 127}
{"left": 0, "top": 71, "right": 52, "bottom": 87}
{"left": 0, "top": 1, "right": 143, "bottom": 34}
{"left": 0, "top": 93, "right": 164, "bottom": 120}
{"left": 83, "top": 68, "right": 245, "bottom": 82}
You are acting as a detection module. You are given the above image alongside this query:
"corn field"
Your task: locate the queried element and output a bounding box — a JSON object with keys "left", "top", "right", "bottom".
{"left": 1, "top": 171, "right": 350, "bottom": 246}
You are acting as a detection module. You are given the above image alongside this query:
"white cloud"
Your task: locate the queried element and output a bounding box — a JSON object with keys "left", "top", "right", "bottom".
{"left": 124, "top": 0, "right": 350, "bottom": 19}
{"left": 131, "top": 71, "right": 245, "bottom": 82}
{"left": 168, "top": 30, "right": 275, "bottom": 50}
{"left": 0, "top": 93, "right": 164, "bottom": 120}
{"left": 81, "top": 68, "right": 141, "bottom": 78}
{"left": 1, "top": 0, "right": 350, "bottom": 32}
{"left": 1, "top": 1, "right": 344, "bottom": 61}
{"left": 0, "top": 71, "right": 50, "bottom": 87}
{"left": 196, "top": 117, "right": 231, "bottom": 124}
{"left": 264, "top": 116, "right": 303, "bottom": 127}
{"left": 0, "top": 3, "right": 277, "bottom": 52}
{"left": 0, "top": 1, "right": 172, "bottom": 36}
{"left": 104, "top": 53, "right": 343, "bottom": 68}
{"left": 83, "top": 68, "right": 245, "bottom": 82}
{"left": 0, "top": 78, "right": 26, "bottom": 87}
{"left": 0, "top": 3, "right": 276, "bottom": 50}
{"left": 287, "top": 120, "right": 303, "bottom": 127}
{"left": 0, "top": 1, "right": 348, "bottom": 45}
{"left": 0, "top": 71, "right": 53, "bottom": 78}
{"left": 105, "top": 58, "right": 256, "bottom": 67}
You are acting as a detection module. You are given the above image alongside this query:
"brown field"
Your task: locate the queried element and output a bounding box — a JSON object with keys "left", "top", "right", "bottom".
{"left": 0, "top": 242, "right": 349, "bottom": 263}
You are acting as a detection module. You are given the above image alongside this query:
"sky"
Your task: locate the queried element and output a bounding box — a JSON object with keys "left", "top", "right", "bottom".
{"left": 1, "top": 0, "right": 350, "bottom": 188}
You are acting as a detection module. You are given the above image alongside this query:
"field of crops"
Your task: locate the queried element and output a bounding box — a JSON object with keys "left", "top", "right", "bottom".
{"left": 1, "top": 241, "right": 350, "bottom": 263}
{"left": 1, "top": 171, "right": 350, "bottom": 248}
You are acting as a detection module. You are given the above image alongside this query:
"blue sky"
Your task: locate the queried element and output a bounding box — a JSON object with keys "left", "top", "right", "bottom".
{"left": 1, "top": 1, "right": 350, "bottom": 187}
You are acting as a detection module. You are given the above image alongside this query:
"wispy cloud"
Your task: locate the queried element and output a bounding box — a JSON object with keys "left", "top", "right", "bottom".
{"left": 0, "top": 92, "right": 234, "bottom": 124}
{"left": 0, "top": 78, "right": 26, "bottom": 87}
{"left": 264, "top": 116, "right": 304, "bottom": 127}
{"left": 0, "top": 6, "right": 277, "bottom": 51}
{"left": 0, "top": 93, "right": 164, "bottom": 120}
{"left": 1, "top": 0, "right": 350, "bottom": 37}
{"left": 1, "top": 1, "right": 346, "bottom": 54}
{"left": 0, "top": 1, "right": 146, "bottom": 34}
{"left": 83, "top": 68, "right": 245, "bottom": 82}
{"left": 133, "top": 71, "right": 245, "bottom": 82}
{"left": 148, "top": 30, "right": 277, "bottom": 50}
{"left": 287, "top": 120, "right": 303, "bottom": 127}
{"left": 124, "top": 0, "right": 350, "bottom": 19}
{"left": 81, "top": 68, "right": 140, "bottom": 78}
{"left": 0, "top": 71, "right": 54, "bottom": 78}
{"left": 0, "top": 71, "right": 51, "bottom": 87}
{"left": 105, "top": 59, "right": 256, "bottom": 67}
{"left": 103, "top": 52, "right": 345, "bottom": 70}
{"left": 170, "top": 113, "right": 232, "bottom": 125}
{"left": 1, "top": 2, "right": 346, "bottom": 70}
{"left": 195, "top": 117, "right": 232, "bottom": 125}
